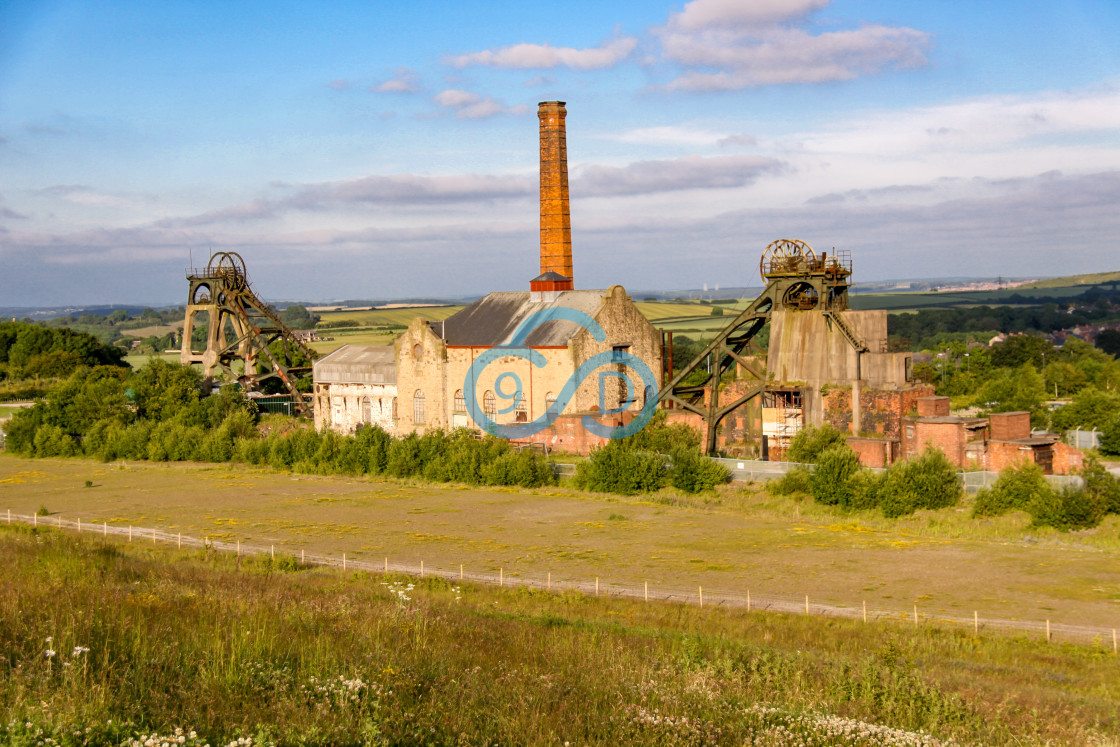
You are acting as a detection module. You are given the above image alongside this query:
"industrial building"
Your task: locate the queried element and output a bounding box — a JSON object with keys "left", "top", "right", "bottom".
{"left": 313, "top": 101, "right": 661, "bottom": 447}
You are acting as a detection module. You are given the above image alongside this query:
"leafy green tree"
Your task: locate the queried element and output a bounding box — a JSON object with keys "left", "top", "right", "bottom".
{"left": 1099, "top": 416, "right": 1120, "bottom": 457}
{"left": 129, "top": 359, "right": 204, "bottom": 422}
{"left": 975, "top": 363, "right": 1048, "bottom": 426}
{"left": 787, "top": 424, "right": 847, "bottom": 464}
{"left": 1095, "top": 328, "right": 1120, "bottom": 358}
{"left": 1049, "top": 387, "right": 1120, "bottom": 432}
{"left": 989, "top": 335, "right": 1054, "bottom": 369}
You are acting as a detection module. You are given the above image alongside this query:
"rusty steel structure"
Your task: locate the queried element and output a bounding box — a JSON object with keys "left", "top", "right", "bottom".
{"left": 657, "top": 239, "right": 866, "bottom": 455}
{"left": 180, "top": 251, "right": 318, "bottom": 412}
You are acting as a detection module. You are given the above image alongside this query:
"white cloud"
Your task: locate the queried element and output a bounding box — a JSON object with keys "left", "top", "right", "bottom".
{"left": 653, "top": 0, "right": 929, "bottom": 91}
{"left": 446, "top": 36, "right": 637, "bottom": 70}
{"left": 432, "top": 89, "right": 529, "bottom": 119}
{"left": 576, "top": 154, "right": 784, "bottom": 196}
{"left": 604, "top": 126, "right": 731, "bottom": 147}
{"left": 669, "top": 0, "right": 830, "bottom": 31}
{"left": 374, "top": 68, "right": 421, "bottom": 93}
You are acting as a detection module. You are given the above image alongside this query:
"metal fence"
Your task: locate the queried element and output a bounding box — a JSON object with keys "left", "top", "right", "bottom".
{"left": 1067, "top": 427, "right": 1101, "bottom": 450}
{"left": 7, "top": 511, "right": 1116, "bottom": 653}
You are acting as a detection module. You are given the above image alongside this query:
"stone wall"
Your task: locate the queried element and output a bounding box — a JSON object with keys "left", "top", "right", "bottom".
{"left": 314, "top": 382, "right": 397, "bottom": 434}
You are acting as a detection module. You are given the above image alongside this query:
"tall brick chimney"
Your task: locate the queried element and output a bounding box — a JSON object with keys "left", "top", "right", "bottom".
{"left": 535, "top": 100, "right": 574, "bottom": 291}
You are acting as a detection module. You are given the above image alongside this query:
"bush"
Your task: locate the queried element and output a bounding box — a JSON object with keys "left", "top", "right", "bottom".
{"left": 666, "top": 448, "right": 731, "bottom": 493}
{"left": 624, "top": 411, "right": 701, "bottom": 454}
{"left": 972, "top": 461, "right": 1051, "bottom": 518}
{"left": 847, "top": 470, "right": 885, "bottom": 511}
{"left": 483, "top": 449, "right": 556, "bottom": 488}
{"left": 787, "top": 424, "right": 847, "bottom": 464}
{"left": 387, "top": 433, "right": 423, "bottom": 478}
{"left": 769, "top": 468, "right": 811, "bottom": 496}
{"left": 574, "top": 441, "right": 666, "bottom": 495}
{"left": 808, "top": 444, "right": 862, "bottom": 506}
{"left": 878, "top": 446, "right": 960, "bottom": 518}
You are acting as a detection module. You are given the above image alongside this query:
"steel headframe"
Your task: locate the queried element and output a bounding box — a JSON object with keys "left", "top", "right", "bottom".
{"left": 656, "top": 239, "right": 864, "bottom": 455}
{"left": 180, "top": 251, "right": 319, "bottom": 414}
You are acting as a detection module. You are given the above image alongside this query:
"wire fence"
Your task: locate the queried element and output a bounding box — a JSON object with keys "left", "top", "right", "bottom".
{"left": 7, "top": 509, "right": 1117, "bottom": 653}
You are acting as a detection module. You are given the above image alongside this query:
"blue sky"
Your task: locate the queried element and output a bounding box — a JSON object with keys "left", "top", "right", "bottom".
{"left": 2, "top": 0, "right": 1119, "bottom": 306}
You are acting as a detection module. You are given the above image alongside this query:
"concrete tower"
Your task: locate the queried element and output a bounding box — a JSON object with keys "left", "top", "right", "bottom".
{"left": 537, "top": 100, "right": 574, "bottom": 290}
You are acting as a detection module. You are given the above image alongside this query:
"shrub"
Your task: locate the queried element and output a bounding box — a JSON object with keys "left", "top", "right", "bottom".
{"left": 769, "top": 468, "right": 811, "bottom": 496}
{"left": 878, "top": 446, "right": 960, "bottom": 518}
{"left": 808, "top": 444, "right": 862, "bottom": 506}
{"left": 787, "top": 424, "right": 847, "bottom": 464}
{"left": 667, "top": 448, "right": 731, "bottom": 493}
{"left": 574, "top": 441, "right": 666, "bottom": 495}
{"left": 355, "top": 425, "right": 393, "bottom": 475}
{"left": 1078, "top": 456, "right": 1120, "bottom": 515}
{"left": 972, "top": 461, "right": 1051, "bottom": 517}
{"left": 387, "top": 433, "right": 423, "bottom": 478}
{"left": 1099, "top": 416, "right": 1120, "bottom": 457}
{"left": 483, "top": 449, "right": 556, "bottom": 488}
{"left": 847, "top": 470, "right": 885, "bottom": 511}
{"left": 624, "top": 410, "right": 701, "bottom": 454}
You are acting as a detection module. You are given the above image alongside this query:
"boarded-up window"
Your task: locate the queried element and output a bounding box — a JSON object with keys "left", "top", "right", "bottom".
{"left": 413, "top": 391, "right": 426, "bottom": 424}
{"left": 392, "top": 397, "right": 398, "bottom": 420}
{"left": 454, "top": 389, "right": 466, "bottom": 413}
{"left": 362, "top": 397, "right": 372, "bottom": 423}
{"left": 484, "top": 391, "right": 496, "bottom": 418}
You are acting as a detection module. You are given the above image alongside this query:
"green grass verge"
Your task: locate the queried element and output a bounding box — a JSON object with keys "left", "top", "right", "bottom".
{"left": 3, "top": 524, "right": 1118, "bottom": 745}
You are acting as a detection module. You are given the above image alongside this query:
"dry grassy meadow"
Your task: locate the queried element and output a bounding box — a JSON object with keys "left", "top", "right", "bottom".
{"left": 3, "top": 453, "right": 1118, "bottom": 631}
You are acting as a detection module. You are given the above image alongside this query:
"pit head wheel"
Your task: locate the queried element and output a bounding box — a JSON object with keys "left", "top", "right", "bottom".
{"left": 760, "top": 239, "right": 816, "bottom": 281}
{"left": 207, "top": 251, "right": 248, "bottom": 288}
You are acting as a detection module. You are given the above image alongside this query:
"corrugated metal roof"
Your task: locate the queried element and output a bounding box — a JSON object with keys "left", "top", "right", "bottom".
{"left": 313, "top": 345, "right": 396, "bottom": 385}
{"left": 439, "top": 290, "right": 605, "bottom": 347}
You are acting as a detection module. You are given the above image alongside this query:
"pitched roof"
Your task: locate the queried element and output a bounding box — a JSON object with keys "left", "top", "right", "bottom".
{"left": 438, "top": 289, "right": 606, "bottom": 347}
{"left": 313, "top": 345, "right": 396, "bottom": 384}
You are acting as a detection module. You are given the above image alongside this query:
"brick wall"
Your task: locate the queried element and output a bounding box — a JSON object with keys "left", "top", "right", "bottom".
{"left": 824, "top": 384, "right": 934, "bottom": 439}
{"left": 916, "top": 396, "right": 950, "bottom": 417}
{"left": 902, "top": 418, "right": 969, "bottom": 467}
{"left": 989, "top": 411, "right": 1031, "bottom": 441}
{"left": 847, "top": 437, "right": 897, "bottom": 468}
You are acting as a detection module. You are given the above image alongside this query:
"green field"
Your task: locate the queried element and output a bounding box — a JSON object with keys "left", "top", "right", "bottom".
{"left": 316, "top": 305, "right": 462, "bottom": 328}
{"left": 4, "top": 454, "right": 1118, "bottom": 631}
{"left": 6, "top": 524, "right": 1118, "bottom": 745}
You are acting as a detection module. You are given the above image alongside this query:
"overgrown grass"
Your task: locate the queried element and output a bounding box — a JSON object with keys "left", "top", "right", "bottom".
{"left": 3, "top": 525, "right": 1118, "bottom": 745}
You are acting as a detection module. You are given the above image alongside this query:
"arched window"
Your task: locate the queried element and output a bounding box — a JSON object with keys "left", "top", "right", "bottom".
{"left": 483, "top": 390, "right": 496, "bottom": 418}
{"left": 544, "top": 391, "right": 557, "bottom": 412}
{"left": 413, "top": 390, "right": 426, "bottom": 424}
{"left": 362, "top": 396, "right": 373, "bottom": 423}
{"left": 453, "top": 389, "right": 466, "bottom": 413}
{"left": 515, "top": 395, "right": 528, "bottom": 422}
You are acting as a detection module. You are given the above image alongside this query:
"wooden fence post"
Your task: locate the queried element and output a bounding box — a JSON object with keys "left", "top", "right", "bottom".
{"left": 460, "top": 564, "right": 464, "bottom": 581}
{"left": 421, "top": 560, "right": 424, "bottom": 578}
{"left": 644, "top": 581, "right": 648, "bottom": 602}
{"left": 863, "top": 601, "right": 867, "bottom": 623}
{"left": 103, "top": 521, "right": 107, "bottom": 536}
{"left": 699, "top": 586, "right": 703, "bottom": 608}
{"left": 914, "top": 605, "right": 918, "bottom": 626}
{"left": 1046, "top": 619, "right": 1051, "bottom": 643}
{"left": 805, "top": 595, "right": 809, "bottom": 615}
{"left": 128, "top": 525, "right": 132, "bottom": 541}
{"left": 595, "top": 577, "right": 599, "bottom": 596}
{"left": 547, "top": 571, "right": 551, "bottom": 591}
{"left": 271, "top": 545, "right": 275, "bottom": 560}
{"left": 747, "top": 589, "right": 750, "bottom": 612}
{"left": 974, "top": 611, "right": 978, "bottom": 636}
{"left": 500, "top": 567, "right": 504, "bottom": 587}
{"left": 1113, "top": 629, "right": 1117, "bottom": 655}
{"left": 78, "top": 518, "right": 81, "bottom": 533}
{"left": 343, "top": 553, "right": 347, "bottom": 571}
{"left": 178, "top": 532, "right": 181, "bottom": 549}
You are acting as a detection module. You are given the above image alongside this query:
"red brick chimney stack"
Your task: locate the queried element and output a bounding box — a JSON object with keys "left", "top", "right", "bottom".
{"left": 537, "top": 100, "right": 574, "bottom": 291}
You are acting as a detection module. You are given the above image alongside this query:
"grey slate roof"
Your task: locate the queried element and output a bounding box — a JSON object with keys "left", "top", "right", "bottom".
{"left": 313, "top": 345, "right": 397, "bottom": 385}
{"left": 439, "top": 289, "right": 606, "bottom": 347}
